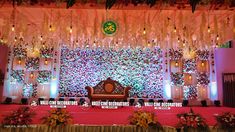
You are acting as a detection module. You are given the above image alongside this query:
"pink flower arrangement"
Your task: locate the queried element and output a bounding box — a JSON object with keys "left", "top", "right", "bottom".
{"left": 177, "top": 108, "right": 208, "bottom": 131}
{"left": 169, "top": 49, "right": 183, "bottom": 60}
{"left": 2, "top": 107, "right": 35, "bottom": 126}
{"left": 215, "top": 112, "right": 235, "bottom": 130}
{"left": 40, "top": 46, "right": 54, "bottom": 58}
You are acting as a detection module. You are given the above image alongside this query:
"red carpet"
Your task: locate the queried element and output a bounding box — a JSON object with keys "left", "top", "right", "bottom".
{"left": 0, "top": 105, "right": 234, "bottom": 127}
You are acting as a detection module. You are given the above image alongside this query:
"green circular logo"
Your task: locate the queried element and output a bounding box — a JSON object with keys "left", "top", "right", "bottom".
{"left": 102, "top": 20, "right": 117, "bottom": 36}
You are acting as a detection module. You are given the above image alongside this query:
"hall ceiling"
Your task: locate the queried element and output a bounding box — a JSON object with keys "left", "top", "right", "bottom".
{"left": 0, "top": 0, "right": 234, "bottom": 49}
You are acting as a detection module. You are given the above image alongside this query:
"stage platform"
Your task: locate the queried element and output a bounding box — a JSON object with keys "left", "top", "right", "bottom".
{"left": 0, "top": 105, "right": 234, "bottom": 127}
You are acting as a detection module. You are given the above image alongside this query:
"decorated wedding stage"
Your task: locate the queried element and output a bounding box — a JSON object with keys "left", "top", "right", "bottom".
{"left": 0, "top": 104, "right": 235, "bottom": 132}
{"left": 0, "top": 0, "right": 235, "bottom": 132}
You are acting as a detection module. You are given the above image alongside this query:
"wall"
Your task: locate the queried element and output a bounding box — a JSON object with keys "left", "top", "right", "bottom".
{"left": 215, "top": 40, "right": 235, "bottom": 103}
{"left": 0, "top": 45, "right": 9, "bottom": 101}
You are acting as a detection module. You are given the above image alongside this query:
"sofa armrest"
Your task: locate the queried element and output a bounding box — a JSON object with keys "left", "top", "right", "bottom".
{"left": 124, "top": 86, "right": 131, "bottom": 98}
{"left": 85, "top": 86, "right": 93, "bottom": 97}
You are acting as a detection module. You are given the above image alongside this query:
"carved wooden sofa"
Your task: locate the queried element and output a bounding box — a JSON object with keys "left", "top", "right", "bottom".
{"left": 85, "top": 78, "right": 131, "bottom": 102}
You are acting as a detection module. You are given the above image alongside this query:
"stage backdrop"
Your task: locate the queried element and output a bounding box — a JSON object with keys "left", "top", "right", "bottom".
{"left": 59, "top": 47, "right": 163, "bottom": 98}
{"left": 3, "top": 45, "right": 216, "bottom": 100}
{"left": 58, "top": 46, "right": 214, "bottom": 100}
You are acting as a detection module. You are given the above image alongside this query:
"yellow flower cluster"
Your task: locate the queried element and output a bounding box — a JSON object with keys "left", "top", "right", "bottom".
{"left": 129, "top": 111, "right": 158, "bottom": 128}
{"left": 42, "top": 108, "right": 72, "bottom": 127}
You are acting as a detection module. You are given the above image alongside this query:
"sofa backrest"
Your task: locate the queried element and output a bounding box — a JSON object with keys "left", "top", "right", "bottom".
{"left": 93, "top": 78, "right": 125, "bottom": 94}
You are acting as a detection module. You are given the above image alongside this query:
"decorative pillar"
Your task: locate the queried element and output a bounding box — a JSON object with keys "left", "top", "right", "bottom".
{"left": 209, "top": 48, "right": 218, "bottom": 100}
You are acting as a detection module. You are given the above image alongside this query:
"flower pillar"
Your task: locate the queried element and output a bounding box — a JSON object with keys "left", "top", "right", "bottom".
{"left": 50, "top": 42, "right": 60, "bottom": 98}
{"left": 209, "top": 48, "right": 218, "bottom": 100}
{"left": 163, "top": 48, "right": 171, "bottom": 99}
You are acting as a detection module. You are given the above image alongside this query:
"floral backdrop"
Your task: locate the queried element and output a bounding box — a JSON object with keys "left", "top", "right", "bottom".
{"left": 170, "top": 49, "right": 211, "bottom": 99}
{"left": 6, "top": 44, "right": 213, "bottom": 99}
{"left": 59, "top": 46, "right": 163, "bottom": 98}
{"left": 8, "top": 45, "right": 54, "bottom": 97}
{"left": 183, "top": 85, "right": 198, "bottom": 99}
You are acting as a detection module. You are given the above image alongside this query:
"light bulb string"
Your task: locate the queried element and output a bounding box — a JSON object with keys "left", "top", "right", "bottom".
{"left": 70, "top": 10, "right": 73, "bottom": 28}
{"left": 207, "top": 9, "right": 210, "bottom": 29}
{"left": 70, "top": 10, "right": 73, "bottom": 35}
{"left": 50, "top": 9, "right": 53, "bottom": 24}
{"left": 143, "top": 10, "right": 146, "bottom": 32}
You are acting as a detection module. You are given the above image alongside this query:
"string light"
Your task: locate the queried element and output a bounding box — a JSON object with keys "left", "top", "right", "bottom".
{"left": 49, "top": 10, "right": 53, "bottom": 32}
{"left": 42, "top": 42, "right": 46, "bottom": 48}
{"left": 44, "top": 59, "right": 48, "bottom": 65}
{"left": 182, "top": 40, "right": 186, "bottom": 47}
{"left": 215, "top": 43, "right": 219, "bottom": 48}
{"left": 18, "top": 59, "right": 22, "bottom": 65}
{"left": 147, "top": 41, "right": 151, "bottom": 47}
{"left": 14, "top": 37, "right": 17, "bottom": 42}
{"left": 40, "top": 35, "right": 43, "bottom": 41}
{"left": 188, "top": 75, "right": 192, "bottom": 80}
{"left": 12, "top": 9, "right": 16, "bottom": 32}
{"left": 207, "top": 26, "right": 211, "bottom": 33}
{"left": 69, "top": 26, "right": 73, "bottom": 34}
{"left": 70, "top": 10, "right": 73, "bottom": 34}
{"left": 49, "top": 25, "right": 52, "bottom": 32}
{"left": 175, "top": 61, "right": 179, "bottom": 67}
{"left": 11, "top": 25, "right": 15, "bottom": 32}
{"left": 75, "top": 40, "right": 79, "bottom": 46}
{"left": 201, "top": 62, "right": 205, "bottom": 67}
{"left": 0, "top": 38, "right": 3, "bottom": 43}
{"left": 143, "top": 28, "right": 146, "bottom": 35}
{"left": 93, "top": 41, "right": 96, "bottom": 47}
{"left": 174, "top": 26, "right": 177, "bottom": 33}
{"left": 216, "top": 35, "right": 219, "bottom": 41}
{"left": 115, "top": 42, "right": 118, "bottom": 47}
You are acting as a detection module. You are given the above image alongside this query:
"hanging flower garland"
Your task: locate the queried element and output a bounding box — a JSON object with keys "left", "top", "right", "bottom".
{"left": 196, "top": 50, "right": 210, "bottom": 60}
{"left": 183, "top": 59, "right": 196, "bottom": 73}
{"left": 37, "top": 71, "right": 52, "bottom": 84}
{"left": 11, "top": 70, "right": 25, "bottom": 83}
{"left": 2, "top": 106, "right": 35, "bottom": 126}
{"left": 183, "top": 85, "right": 198, "bottom": 99}
{"left": 197, "top": 73, "right": 210, "bottom": 86}
{"left": 177, "top": 108, "right": 208, "bottom": 131}
{"left": 26, "top": 57, "right": 39, "bottom": 70}
{"left": 40, "top": 46, "right": 54, "bottom": 58}
{"left": 13, "top": 45, "right": 27, "bottom": 58}
{"left": 169, "top": 49, "right": 183, "bottom": 60}
{"left": 171, "top": 73, "right": 184, "bottom": 86}
{"left": 41, "top": 108, "right": 72, "bottom": 127}
{"left": 22, "top": 83, "right": 37, "bottom": 97}
{"left": 129, "top": 110, "right": 162, "bottom": 129}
